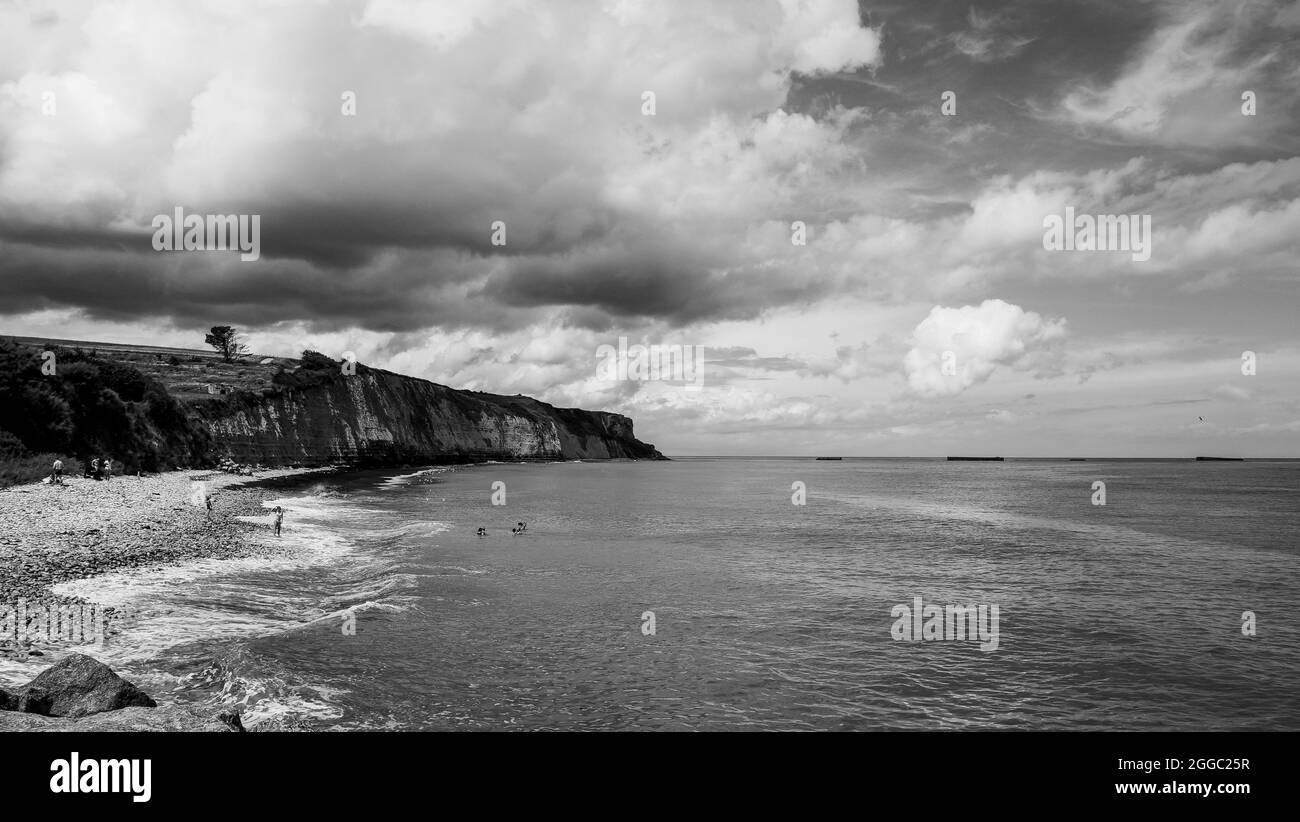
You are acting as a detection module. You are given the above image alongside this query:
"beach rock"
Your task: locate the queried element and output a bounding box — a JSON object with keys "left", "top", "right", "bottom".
{"left": 14, "top": 653, "right": 156, "bottom": 718}
{"left": 0, "top": 704, "right": 236, "bottom": 732}
{"left": 0, "top": 686, "right": 15, "bottom": 711}
{"left": 17, "top": 687, "right": 53, "bottom": 714}
{"left": 218, "top": 710, "right": 246, "bottom": 732}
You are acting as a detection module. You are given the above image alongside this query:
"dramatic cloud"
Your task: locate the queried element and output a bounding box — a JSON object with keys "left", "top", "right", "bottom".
{"left": 0, "top": 0, "right": 882, "bottom": 331}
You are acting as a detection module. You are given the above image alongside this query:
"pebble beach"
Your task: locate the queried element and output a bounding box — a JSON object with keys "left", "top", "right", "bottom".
{"left": 0, "top": 467, "right": 329, "bottom": 660}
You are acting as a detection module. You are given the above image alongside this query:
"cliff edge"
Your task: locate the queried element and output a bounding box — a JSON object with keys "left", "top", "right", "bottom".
{"left": 194, "top": 365, "right": 666, "bottom": 465}
{"left": 0, "top": 337, "right": 666, "bottom": 471}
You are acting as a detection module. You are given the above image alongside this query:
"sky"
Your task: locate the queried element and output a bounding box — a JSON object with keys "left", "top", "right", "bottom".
{"left": 0, "top": 0, "right": 1298, "bottom": 457}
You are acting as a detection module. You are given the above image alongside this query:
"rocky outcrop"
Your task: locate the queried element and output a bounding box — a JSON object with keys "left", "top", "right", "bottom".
{"left": 3, "top": 653, "right": 156, "bottom": 718}
{"left": 194, "top": 367, "right": 666, "bottom": 467}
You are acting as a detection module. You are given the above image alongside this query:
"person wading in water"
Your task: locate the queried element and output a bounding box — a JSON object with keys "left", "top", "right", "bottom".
{"left": 274, "top": 506, "right": 284, "bottom": 536}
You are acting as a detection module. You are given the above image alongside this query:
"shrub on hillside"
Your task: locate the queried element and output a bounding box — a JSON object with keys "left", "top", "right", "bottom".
{"left": 0, "top": 340, "right": 213, "bottom": 473}
{"left": 271, "top": 350, "right": 342, "bottom": 392}
{"left": 0, "top": 428, "right": 28, "bottom": 458}
{"left": 299, "top": 350, "right": 338, "bottom": 371}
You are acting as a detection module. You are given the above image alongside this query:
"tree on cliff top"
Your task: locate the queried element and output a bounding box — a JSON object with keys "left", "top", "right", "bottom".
{"left": 205, "top": 326, "right": 248, "bottom": 362}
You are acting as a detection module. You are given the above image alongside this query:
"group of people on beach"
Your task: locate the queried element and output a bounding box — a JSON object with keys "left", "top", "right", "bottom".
{"left": 45, "top": 456, "right": 287, "bottom": 536}
{"left": 47, "top": 456, "right": 113, "bottom": 485}
{"left": 87, "top": 457, "right": 113, "bottom": 481}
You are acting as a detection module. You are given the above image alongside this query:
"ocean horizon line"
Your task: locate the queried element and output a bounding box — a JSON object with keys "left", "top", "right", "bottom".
{"left": 661, "top": 455, "right": 1300, "bottom": 461}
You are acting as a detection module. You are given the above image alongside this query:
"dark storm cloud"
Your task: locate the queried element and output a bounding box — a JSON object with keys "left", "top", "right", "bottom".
{"left": 0, "top": 238, "right": 518, "bottom": 333}
{"left": 207, "top": 137, "right": 620, "bottom": 268}
{"left": 0, "top": 0, "right": 891, "bottom": 338}
{"left": 480, "top": 228, "right": 837, "bottom": 326}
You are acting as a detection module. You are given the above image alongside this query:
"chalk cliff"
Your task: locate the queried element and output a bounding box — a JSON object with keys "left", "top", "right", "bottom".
{"left": 193, "top": 366, "right": 665, "bottom": 466}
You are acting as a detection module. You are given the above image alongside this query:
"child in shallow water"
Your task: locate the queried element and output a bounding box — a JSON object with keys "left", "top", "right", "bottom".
{"left": 274, "top": 507, "right": 284, "bottom": 536}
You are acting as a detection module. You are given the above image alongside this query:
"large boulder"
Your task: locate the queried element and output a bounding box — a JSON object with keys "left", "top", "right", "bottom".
{"left": 8, "top": 654, "right": 156, "bottom": 718}
{"left": 18, "top": 688, "right": 53, "bottom": 715}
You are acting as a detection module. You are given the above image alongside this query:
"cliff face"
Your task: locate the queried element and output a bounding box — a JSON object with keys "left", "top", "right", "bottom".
{"left": 192, "top": 367, "right": 665, "bottom": 466}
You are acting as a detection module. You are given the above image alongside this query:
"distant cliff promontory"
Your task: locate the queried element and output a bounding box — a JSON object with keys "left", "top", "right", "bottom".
{"left": 195, "top": 365, "right": 665, "bottom": 466}
{"left": 0, "top": 337, "right": 665, "bottom": 474}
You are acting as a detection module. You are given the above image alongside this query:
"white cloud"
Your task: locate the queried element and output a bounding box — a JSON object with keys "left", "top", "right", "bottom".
{"left": 951, "top": 7, "right": 1035, "bottom": 64}
{"left": 904, "top": 299, "right": 1067, "bottom": 397}
{"left": 1057, "top": 2, "right": 1284, "bottom": 147}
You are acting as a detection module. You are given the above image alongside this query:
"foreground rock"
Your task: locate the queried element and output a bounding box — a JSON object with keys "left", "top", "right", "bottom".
{"left": 0, "top": 704, "right": 236, "bottom": 732}
{"left": 4, "top": 653, "right": 155, "bottom": 718}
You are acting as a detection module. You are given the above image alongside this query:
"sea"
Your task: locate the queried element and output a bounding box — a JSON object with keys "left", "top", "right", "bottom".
{"left": 19, "top": 458, "right": 1300, "bottom": 730}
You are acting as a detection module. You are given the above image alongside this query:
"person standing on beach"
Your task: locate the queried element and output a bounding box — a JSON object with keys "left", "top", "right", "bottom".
{"left": 274, "top": 506, "right": 284, "bottom": 536}
{"left": 51, "top": 459, "right": 63, "bottom": 485}
{"left": 205, "top": 494, "right": 214, "bottom": 518}
{"left": 102, "top": 457, "right": 112, "bottom": 482}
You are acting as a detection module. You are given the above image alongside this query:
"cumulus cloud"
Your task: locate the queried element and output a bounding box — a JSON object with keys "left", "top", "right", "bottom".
{"left": 903, "top": 299, "right": 1067, "bottom": 397}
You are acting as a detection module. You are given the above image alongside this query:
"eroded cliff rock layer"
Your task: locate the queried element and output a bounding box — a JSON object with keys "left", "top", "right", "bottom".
{"left": 193, "top": 368, "right": 665, "bottom": 466}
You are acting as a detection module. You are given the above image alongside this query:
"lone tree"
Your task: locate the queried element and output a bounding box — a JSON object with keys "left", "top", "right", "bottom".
{"left": 205, "top": 326, "right": 249, "bottom": 362}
